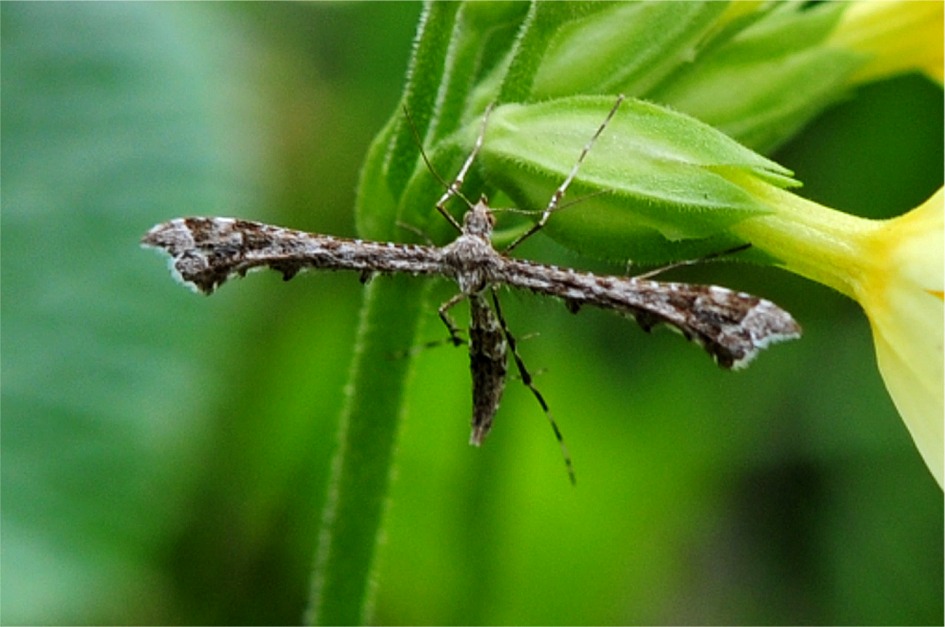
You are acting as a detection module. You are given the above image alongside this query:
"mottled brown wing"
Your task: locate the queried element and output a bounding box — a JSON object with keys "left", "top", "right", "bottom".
{"left": 500, "top": 258, "right": 801, "bottom": 369}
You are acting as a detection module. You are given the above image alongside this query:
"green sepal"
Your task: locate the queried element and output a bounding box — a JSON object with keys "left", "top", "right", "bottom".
{"left": 479, "top": 96, "right": 798, "bottom": 263}
{"left": 531, "top": 1, "right": 732, "bottom": 98}
{"left": 649, "top": 2, "right": 866, "bottom": 152}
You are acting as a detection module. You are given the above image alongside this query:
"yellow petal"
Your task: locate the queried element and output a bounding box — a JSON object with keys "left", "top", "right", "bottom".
{"left": 859, "top": 188, "right": 944, "bottom": 486}
{"left": 830, "top": 0, "right": 944, "bottom": 85}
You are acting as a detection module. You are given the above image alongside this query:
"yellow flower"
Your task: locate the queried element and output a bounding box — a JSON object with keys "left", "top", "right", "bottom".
{"left": 860, "top": 190, "right": 944, "bottom": 486}
{"left": 829, "top": 0, "right": 944, "bottom": 86}
{"left": 730, "top": 181, "right": 944, "bottom": 487}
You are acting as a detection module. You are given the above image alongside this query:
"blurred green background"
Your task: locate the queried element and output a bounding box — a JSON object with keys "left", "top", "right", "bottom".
{"left": 2, "top": 3, "right": 941, "bottom": 625}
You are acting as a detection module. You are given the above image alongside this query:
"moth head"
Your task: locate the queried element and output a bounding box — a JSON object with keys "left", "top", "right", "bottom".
{"left": 462, "top": 196, "right": 496, "bottom": 239}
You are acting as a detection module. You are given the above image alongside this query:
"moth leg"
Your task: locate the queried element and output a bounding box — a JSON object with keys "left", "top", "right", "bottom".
{"left": 505, "top": 95, "right": 625, "bottom": 254}
{"left": 438, "top": 291, "right": 470, "bottom": 347}
{"left": 633, "top": 243, "right": 753, "bottom": 280}
{"left": 489, "top": 289, "right": 576, "bottom": 485}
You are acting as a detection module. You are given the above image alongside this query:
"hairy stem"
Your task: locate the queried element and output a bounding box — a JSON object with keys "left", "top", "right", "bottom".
{"left": 305, "top": 277, "right": 429, "bottom": 624}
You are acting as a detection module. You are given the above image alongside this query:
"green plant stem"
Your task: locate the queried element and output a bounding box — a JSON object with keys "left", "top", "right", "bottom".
{"left": 305, "top": 276, "right": 429, "bottom": 625}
